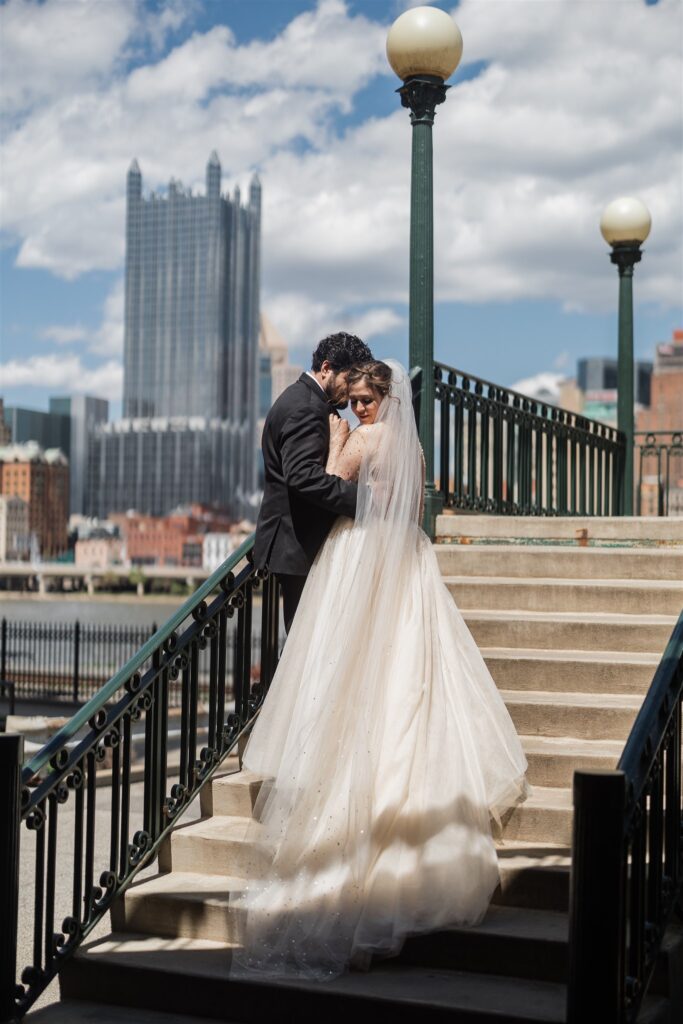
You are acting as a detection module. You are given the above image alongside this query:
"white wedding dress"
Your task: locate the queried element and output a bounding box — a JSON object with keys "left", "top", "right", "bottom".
{"left": 230, "top": 361, "right": 530, "bottom": 981}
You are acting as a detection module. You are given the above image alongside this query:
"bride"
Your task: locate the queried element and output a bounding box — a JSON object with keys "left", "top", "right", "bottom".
{"left": 230, "top": 359, "right": 530, "bottom": 981}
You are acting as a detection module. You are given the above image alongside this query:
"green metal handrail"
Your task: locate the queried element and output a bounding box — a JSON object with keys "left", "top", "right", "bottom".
{"left": 1, "top": 531, "right": 283, "bottom": 1021}
{"left": 22, "top": 535, "right": 254, "bottom": 781}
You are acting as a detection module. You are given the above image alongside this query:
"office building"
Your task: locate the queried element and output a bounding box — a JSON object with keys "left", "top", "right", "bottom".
{"left": 89, "top": 155, "right": 261, "bottom": 519}
{"left": 86, "top": 416, "right": 255, "bottom": 519}
{"left": 2, "top": 403, "right": 70, "bottom": 455}
{"left": 49, "top": 395, "right": 108, "bottom": 515}
{"left": 577, "top": 357, "right": 652, "bottom": 407}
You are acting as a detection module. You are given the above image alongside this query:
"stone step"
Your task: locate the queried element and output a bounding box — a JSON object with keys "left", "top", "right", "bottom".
{"left": 502, "top": 690, "right": 642, "bottom": 741}
{"left": 200, "top": 768, "right": 263, "bottom": 819}
{"left": 112, "top": 880, "right": 572, "bottom": 984}
{"left": 464, "top": 609, "right": 676, "bottom": 653}
{"left": 502, "top": 786, "right": 572, "bottom": 846}
{"left": 111, "top": 871, "right": 248, "bottom": 945}
{"left": 483, "top": 647, "right": 658, "bottom": 695}
{"left": 158, "top": 814, "right": 267, "bottom": 878}
{"left": 435, "top": 543, "right": 683, "bottom": 581}
{"left": 520, "top": 735, "right": 623, "bottom": 788}
{"left": 61, "top": 932, "right": 575, "bottom": 1023}
{"left": 25, "top": 1000, "right": 221, "bottom": 1024}
{"left": 445, "top": 576, "right": 683, "bottom": 615}
{"left": 493, "top": 842, "right": 571, "bottom": 913}
{"left": 435, "top": 514, "right": 683, "bottom": 545}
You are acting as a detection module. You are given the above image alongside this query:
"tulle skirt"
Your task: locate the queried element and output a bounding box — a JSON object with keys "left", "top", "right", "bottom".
{"left": 229, "top": 517, "right": 530, "bottom": 981}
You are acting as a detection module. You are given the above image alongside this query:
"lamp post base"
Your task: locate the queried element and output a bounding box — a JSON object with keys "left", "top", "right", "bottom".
{"left": 422, "top": 487, "right": 444, "bottom": 539}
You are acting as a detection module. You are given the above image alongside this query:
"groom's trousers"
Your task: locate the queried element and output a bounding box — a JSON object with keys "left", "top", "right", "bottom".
{"left": 278, "top": 573, "right": 307, "bottom": 634}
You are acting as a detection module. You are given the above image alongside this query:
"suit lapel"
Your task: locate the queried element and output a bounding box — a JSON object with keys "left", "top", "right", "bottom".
{"left": 299, "top": 372, "right": 333, "bottom": 410}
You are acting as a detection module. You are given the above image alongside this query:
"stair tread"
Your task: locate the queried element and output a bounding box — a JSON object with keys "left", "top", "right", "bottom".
{"left": 513, "top": 786, "right": 571, "bottom": 809}
{"left": 125, "top": 871, "right": 248, "bottom": 903}
{"left": 483, "top": 647, "right": 660, "bottom": 664}
{"left": 124, "top": 874, "right": 571, "bottom": 942}
{"left": 501, "top": 689, "right": 643, "bottom": 709}
{"left": 520, "top": 734, "right": 624, "bottom": 756}
{"left": 74, "top": 933, "right": 569, "bottom": 1020}
{"left": 464, "top": 609, "right": 678, "bottom": 625}
{"left": 25, "top": 999, "right": 221, "bottom": 1024}
{"left": 435, "top": 543, "right": 683, "bottom": 555}
{"left": 444, "top": 575, "right": 683, "bottom": 591}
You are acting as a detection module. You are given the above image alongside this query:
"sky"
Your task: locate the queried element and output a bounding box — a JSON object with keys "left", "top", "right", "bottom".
{"left": 1, "top": 0, "right": 681, "bottom": 421}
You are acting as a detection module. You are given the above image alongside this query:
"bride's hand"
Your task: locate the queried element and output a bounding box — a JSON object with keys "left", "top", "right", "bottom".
{"left": 329, "top": 414, "right": 350, "bottom": 449}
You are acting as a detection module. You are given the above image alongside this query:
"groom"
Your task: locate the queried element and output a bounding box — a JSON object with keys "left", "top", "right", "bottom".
{"left": 254, "top": 331, "right": 373, "bottom": 632}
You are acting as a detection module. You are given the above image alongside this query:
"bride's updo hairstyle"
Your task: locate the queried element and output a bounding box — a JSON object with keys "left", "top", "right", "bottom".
{"left": 347, "top": 360, "right": 392, "bottom": 400}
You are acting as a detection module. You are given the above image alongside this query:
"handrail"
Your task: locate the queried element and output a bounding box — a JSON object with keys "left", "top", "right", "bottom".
{"left": 0, "top": 531, "right": 283, "bottom": 1020}
{"left": 568, "top": 610, "right": 683, "bottom": 1022}
{"left": 433, "top": 360, "right": 626, "bottom": 516}
{"left": 22, "top": 535, "right": 254, "bottom": 781}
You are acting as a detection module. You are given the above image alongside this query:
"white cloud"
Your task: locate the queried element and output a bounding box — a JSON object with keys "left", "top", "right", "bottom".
{"left": 1, "top": 0, "right": 681, "bottom": 340}
{"left": 0, "top": 353, "right": 122, "bottom": 400}
{"left": 265, "top": 292, "right": 403, "bottom": 352}
{"left": 42, "top": 324, "right": 89, "bottom": 345}
{"left": 510, "top": 371, "right": 564, "bottom": 403}
{"left": 91, "top": 278, "right": 124, "bottom": 356}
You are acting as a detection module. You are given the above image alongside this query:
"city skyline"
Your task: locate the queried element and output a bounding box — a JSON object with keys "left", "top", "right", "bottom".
{"left": 1, "top": 0, "right": 681, "bottom": 417}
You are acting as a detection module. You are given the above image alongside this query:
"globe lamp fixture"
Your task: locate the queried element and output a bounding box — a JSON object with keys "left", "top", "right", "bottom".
{"left": 600, "top": 196, "right": 652, "bottom": 247}
{"left": 386, "top": 5, "right": 463, "bottom": 82}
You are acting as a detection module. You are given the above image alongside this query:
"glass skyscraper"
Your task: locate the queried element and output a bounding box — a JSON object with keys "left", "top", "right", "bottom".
{"left": 87, "top": 154, "right": 261, "bottom": 519}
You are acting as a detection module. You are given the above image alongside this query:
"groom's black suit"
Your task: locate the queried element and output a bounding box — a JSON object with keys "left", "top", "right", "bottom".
{"left": 254, "top": 373, "right": 357, "bottom": 629}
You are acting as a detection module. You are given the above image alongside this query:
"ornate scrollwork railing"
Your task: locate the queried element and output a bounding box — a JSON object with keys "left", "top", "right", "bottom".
{"left": 635, "top": 431, "right": 683, "bottom": 517}
{"left": 434, "top": 361, "right": 626, "bottom": 516}
{"left": 568, "top": 611, "right": 683, "bottom": 1022}
{"left": 0, "top": 535, "right": 282, "bottom": 1021}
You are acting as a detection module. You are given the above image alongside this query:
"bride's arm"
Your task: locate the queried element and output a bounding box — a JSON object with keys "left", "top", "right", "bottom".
{"left": 327, "top": 417, "right": 368, "bottom": 482}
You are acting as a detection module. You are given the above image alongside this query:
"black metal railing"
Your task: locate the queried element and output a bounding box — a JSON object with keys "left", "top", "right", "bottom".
{"left": 1, "top": 619, "right": 154, "bottom": 705}
{"left": 0, "top": 617, "right": 273, "bottom": 707}
{"left": 433, "top": 362, "right": 626, "bottom": 516}
{"left": 0, "top": 536, "right": 282, "bottom": 1021}
{"left": 567, "top": 611, "right": 683, "bottom": 1023}
{"left": 635, "top": 431, "right": 683, "bottom": 517}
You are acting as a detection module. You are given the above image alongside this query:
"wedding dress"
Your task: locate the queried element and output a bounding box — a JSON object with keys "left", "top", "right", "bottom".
{"left": 230, "top": 360, "right": 530, "bottom": 981}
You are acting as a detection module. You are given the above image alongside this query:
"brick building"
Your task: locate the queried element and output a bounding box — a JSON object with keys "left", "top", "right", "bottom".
{"left": 0, "top": 442, "right": 69, "bottom": 559}
{"left": 114, "top": 504, "right": 234, "bottom": 568}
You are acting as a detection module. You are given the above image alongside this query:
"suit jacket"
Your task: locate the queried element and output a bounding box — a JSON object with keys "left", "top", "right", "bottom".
{"left": 254, "top": 373, "right": 357, "bottom": 575}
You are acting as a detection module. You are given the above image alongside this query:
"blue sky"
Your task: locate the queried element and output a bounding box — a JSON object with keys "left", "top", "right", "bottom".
{"left": 1, "top": 0, "right": 681, "bottom": 419}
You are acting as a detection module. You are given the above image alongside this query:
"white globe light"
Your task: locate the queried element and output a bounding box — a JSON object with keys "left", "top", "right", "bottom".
{"left": 600, "top": 197, "right": 652, "bottom": 246}
{"left": 386, "top": 5, "right": 463, "bottom": 82}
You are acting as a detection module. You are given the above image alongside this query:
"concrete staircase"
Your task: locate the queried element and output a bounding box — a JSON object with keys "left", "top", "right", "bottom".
{"left": 59, "top": 516, "right": 683, "bottom": 1022}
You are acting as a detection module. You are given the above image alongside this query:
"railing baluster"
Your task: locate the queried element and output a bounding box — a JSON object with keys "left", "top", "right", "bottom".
{"left": 71, "top": 764, "right": 84, "bottom": 922}
{"left": 44, "top": 793, "right": 58, "bottom": 970}
{"left": 84, "top": 751, "right": 96, "bottom": 923}
{"left": 119, "top": 714, "right": 132, "bottom": 878}
{"left": 0, "top": 734, "right": 23, "bottom": 1024}
{"left": 628, "top": 796, "right": 647, "bottom": 997}
{"left": 32, "top": 803, "right": 45, "bottom": 976}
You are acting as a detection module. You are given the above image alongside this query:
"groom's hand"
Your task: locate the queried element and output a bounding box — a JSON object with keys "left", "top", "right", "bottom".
{"left": 329, "top": 414, "right": 350, "bottom": 451}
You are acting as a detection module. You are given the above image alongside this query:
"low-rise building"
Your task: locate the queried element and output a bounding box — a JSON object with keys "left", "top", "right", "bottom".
{"left": 0, "top": 495, "right": 30, "bottom": 561}
{"left": 74, "top": 535, "right": 125, "bottom": 570}
{"left": 0, "top": 442, "right": 69, "bottom": 559}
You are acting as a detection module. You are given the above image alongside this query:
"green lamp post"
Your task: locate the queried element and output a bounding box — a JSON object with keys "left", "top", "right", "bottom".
{"left": 386, "top": 5, "right": 463, "bottom": 537}
{"left": 600, "top": 196, "right": 652, "bottom": 515}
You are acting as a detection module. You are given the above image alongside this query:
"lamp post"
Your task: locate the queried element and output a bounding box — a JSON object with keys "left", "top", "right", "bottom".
{"left": 600, "top": 197, "right": 652, "bottom": 515}
{"left": 386, "top": 6, "right": 463, "bottom": 537}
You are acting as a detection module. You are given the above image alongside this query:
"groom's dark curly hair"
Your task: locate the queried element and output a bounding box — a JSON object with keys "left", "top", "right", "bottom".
{"left": 311, "top": 332, "right": 373, "bottom": 373}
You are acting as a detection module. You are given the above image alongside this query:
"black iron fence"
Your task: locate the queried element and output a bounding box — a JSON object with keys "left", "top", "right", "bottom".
{"left": 0, "top": 617, "right": 272, "bottom": 707}
{"left": 567, "top": 611, "right": 683, "bottom": 1022}
{"left": 0, "top": 537, "right": 283, "bottom": 1020}
{"left": 635, "top": 431, "right": 683, "bottom": 517}
{"left": 433, "top": 362, "right": 626, "bottom": 516}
